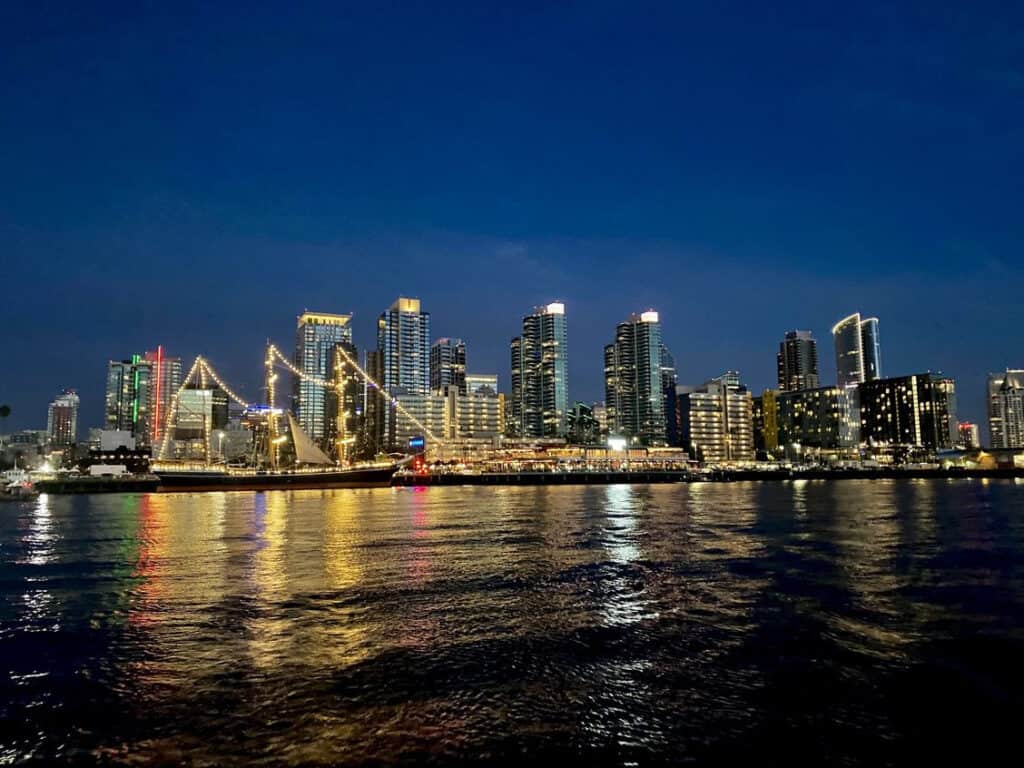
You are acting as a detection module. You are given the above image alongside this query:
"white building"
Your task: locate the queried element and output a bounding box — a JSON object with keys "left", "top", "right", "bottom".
{"left": 988, "top": 370, "right": 1024, "bottom": 448}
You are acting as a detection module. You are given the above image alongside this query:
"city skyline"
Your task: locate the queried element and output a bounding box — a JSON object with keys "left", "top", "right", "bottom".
{"left": 2, "top": 3, "right": 1023, "bottom": 439}
{"left": 0, "top": 299, "right": 1016, "bottom": 444}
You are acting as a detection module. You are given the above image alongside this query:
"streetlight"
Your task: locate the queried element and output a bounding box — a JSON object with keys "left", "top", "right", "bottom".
{"left": 215, "top": 430, "right": 225, "bottom": 462}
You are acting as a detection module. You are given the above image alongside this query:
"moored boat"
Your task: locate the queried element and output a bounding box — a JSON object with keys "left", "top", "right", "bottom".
{"left": 154, "top": 463, "right": 398, "bottom": 492}
{"left": 1, "top": 469, "right": 40, "bottom": 501}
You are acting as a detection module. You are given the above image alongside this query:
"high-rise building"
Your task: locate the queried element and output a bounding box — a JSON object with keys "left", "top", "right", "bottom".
{"left": 858, "top": 373, "right": 954, "bottom": 452}
{"left": 958, "top": 422, "right": 980, "bottom": 449}
{"left": 360, "top": 349, "right": 387, "bottom": 457}
{"left": 833, "top": 313, "right": 882, "bottom": 387}
{"left": 143, "top": 346, "right": 182, "bottom": 448}
{"left": 777, "top": 330, "right": 820, "bottom": 391}
{"left": 376, "top": 297, "right": 431, "bottom": 450}
{"left": 379, "top": 297, "right": 431, "bottom": 395}
{"left": 861, "top": 317, "right": 882, "bottom": 381}
{"left": 324, "top": 341, "right": 361, "bottom": 461}
{"left": 988, "top": 369, "right": 1024, "bottom": 449}
{"left": 105, "top": 355, "right": 154, "bottom": 447}
{"left": 509, "top": 302, "right": 569, "bottom": 438}
{"left": 604, "top": 310, "right": 666, "bottom": 445}
{"left": 430, "top": 338, "right": 467, "bottom": 394}
{"left": 567, "top": 402, "right": 600, "bottom": 444}
{"left": 775, "top": 386, "right": 860, "bottom": 455}
{"left": 46, "top": 389, "right": 80, "bottom": 446}
{"left": 752, "top": 390, "right": 779, "bottom": 458}
{"left": 592, "top": 402, "right": 609, "bottom": 438}
{"left": 937, "top": 377, "right": 958, "bottom": 447}
{"left": 294, "top": 312, "right": 353, "bottom": 445}
{"left": 660, "top": 342, "right": 678, "bottom": 443}
{"left": 465, "top": 373, "right": 498, "bottom": 397}
{"left": 675, "top": 372, "right": 755, "bottom": 463}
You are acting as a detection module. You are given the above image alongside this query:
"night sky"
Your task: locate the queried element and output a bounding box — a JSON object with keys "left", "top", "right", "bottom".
{"left": 2, "top": 1, "right": 1022, "bottom": 436}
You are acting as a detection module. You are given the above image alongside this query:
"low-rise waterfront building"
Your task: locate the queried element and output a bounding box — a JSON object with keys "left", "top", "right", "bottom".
{"left": 858, "top": 373, "right": 955, "bottom": 453}
{"left": 675, "top": 372, "right": 755, "bottom": 463}
{"left": 776, "top": 385, "right": 860, "bottom": 459}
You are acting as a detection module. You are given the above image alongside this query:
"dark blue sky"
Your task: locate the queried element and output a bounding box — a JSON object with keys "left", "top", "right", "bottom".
{"left": 2, "top": 0, "right": 1022, "bottom": 435}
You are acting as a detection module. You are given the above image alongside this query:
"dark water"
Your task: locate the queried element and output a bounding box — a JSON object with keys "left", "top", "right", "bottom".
{"left": 2, "top": 481, "right": 1024, "bottom": 766}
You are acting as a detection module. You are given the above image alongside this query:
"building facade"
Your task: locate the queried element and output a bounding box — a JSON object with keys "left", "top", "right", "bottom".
{"left": 430, "top": 338, "right": 467, "bottom": 394}
{"left": 509, "top": 302, "right": 569, "bottom": 438}
{"left": 604, "top": 311, "right": 666, "bottom": 445}
{"left": 379, "top": 297, "right": 431, "bottom": 395}
{"left": 775, "top": 386, "right": 860, "bottom": 455}
{"left": 360, "top": 349, "right": 387, "bottom": 457}
{"left": 567, "top": 402, "right": 601, "bottom": 444}
{"left": 105, "top": 356, "right": 154, "bottom": 448}
{"left": 858, "top": 373, "right": 954, "bottom": 452}
{"left": 465, "top": 373, "right": 498, "bottom": 397}
{"left": 143, "top": 346, "right": 182, "bottom": 449}
{"left": 324, "top": 341, "right": 362, "bottom": 461}
{"left": 958, "top": 422, "right": 981, "bottom": 449}
{"left": 777, "top": 330, "right": 819, "bottom": 391}
{"left": 676, "top": 372, "right": 755, "bottom": 463}
{"left": 752, "top": 390, "right": 779, "bottom": 458}
{"left": 833, "top": 313, "right": 882, "bottom": 387}
{"left": 294, "top": 312, "right": 353, "bottom": 446}
{"left": 46, "top": 389, "right": 80, "bottom": 446}
{"left": 376, "top": 297, "right": 431, "bottom": 450}
{"left": 173, "top": 387, "right": 229, "bottom": 441}
{"left": 391, "top": 385, "right": 502, "bottom": 448}
{"left": 988, "top": 370, "right": 1024, "bottom": 449}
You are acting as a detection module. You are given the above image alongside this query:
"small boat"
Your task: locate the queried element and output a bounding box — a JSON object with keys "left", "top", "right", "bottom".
{"left": 1, "top": 469, "right": 40, "bottom": 501}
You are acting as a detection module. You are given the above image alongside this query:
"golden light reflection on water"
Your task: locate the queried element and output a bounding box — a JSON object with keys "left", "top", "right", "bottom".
{"left": 6, "top": 481, "right": 1024, "bottom": 765}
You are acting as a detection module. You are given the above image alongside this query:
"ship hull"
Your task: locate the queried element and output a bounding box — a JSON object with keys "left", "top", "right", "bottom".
{"left": 155, "top": 465, "right": 397, "bottom": 492}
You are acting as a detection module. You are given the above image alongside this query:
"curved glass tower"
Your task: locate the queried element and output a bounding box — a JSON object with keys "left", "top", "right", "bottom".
{"left": 832, "top": 312, "right": 882, "bottom": 387}
{"left": 860, "top": 317, "right": 881, "bottom": 381}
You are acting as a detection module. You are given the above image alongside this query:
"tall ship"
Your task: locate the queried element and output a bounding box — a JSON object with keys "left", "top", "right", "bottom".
{"left": 152, "top": 347, "right": 408, "bottom": 492}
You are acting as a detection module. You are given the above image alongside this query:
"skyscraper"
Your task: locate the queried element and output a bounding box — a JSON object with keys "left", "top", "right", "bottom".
{"left": 860, "top": 317, "right": 882, "bottom": 381}
{"left": 833, "top": 313, "right": 882, "bottom": 387}
{"left": 430, "top": 338, "right": 467, "bottom": 394}
{"left": 377, "top": 297, "right": 431, "bottom": 449}
{"left": 105, "top": 355, "right": 154, "bottom": 447}
{"left": 361, "top": 349, "right": 387, "bottom": 456}
{"left": 378, "top": 297, "right": 431, "bottom": 395}
{"left": 509, "top": 302, "right": 569, "bottom": 438}
{"left": 604, "top": 311, "right": 666, "bottom": 445}
{"left": 294, "top": 311, "right": 353, "bottom": 445}
{"left": 777, "top": 330, "right": 819, "bottom": 391}
{"left": 325, "top": 341, "right": 361, "bottom": 461}
{"left": 46, "top": 389, "right": 79, "bottom": 446}
{"left": 143, "top": 346, "right": 182, "bottom": 448}
{"left": 988, "top": 369, "right": 1024, "bottom": 449}
{"left": 659, "top": 342, "right": 679, "bottom": 443}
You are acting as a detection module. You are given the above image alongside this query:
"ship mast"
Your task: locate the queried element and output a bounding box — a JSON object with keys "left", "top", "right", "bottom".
{"left": 265, "top": 343, "right": 279, "bottom": 471}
